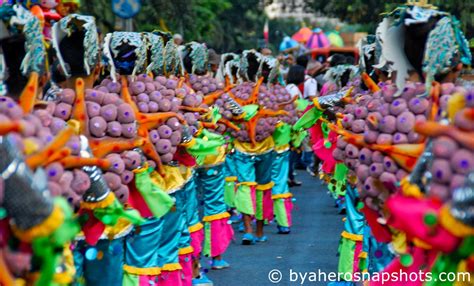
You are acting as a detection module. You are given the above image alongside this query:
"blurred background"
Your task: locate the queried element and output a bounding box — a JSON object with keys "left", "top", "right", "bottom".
{"left": 81, "top": 0, "right": 473, "bottom": 53}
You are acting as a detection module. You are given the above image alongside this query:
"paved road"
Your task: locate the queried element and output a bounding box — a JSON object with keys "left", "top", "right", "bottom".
{"left": 204, "top": 171, "right": 344, "bottom": 286}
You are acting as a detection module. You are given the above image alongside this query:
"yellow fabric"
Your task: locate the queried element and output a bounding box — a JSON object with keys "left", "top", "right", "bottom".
{"left": 53, "top": 272, "right": 74, "bottom": 284}
{"left": 391, "top": 230, "right": 407, "bottom": 254}
{"left": 161, "top": 263, "right": 182, "bottom": 271}
{"left": 150, "top": 166, "right": 192, "bottom": 193}
{"left": 233, "top": 137, "right": 274, "bottom": 155}
{"left": 256, "top": 181, "right": 274, "bottom": 190}
{"left": 313, "top": 98, "right": 322, "bottom": 110}
{"left": 400, "top": 178, "right": 423, "bottom": 198}
{"left": 225, "top": 176, "right": 238, "bottom": 182}
{"left": 179, "top": 166, "right": 193, "bottom": 182}
{"left": 180, "top": 138, "right": 196, "bottom": 148}
{"left": 341, "top": 231, "right": 363, "bottom": 242}
{"left": 236, "top": 182, "right": 257, "bottom": 187}
{"left": 63, "top": 244, "right": 76, "bottom": 279}
{"left": 440, "top": 205, "right": 474, "bottom": 237}
{"left": 194, "top": 126, "right": 203, "bottom": 137}
{"left": 455, "top": 261, "right": 473, "bottom": 286}
{"left": 234, "top": 113, "right": 245, "bottom": 120}
{"left": 271, "top": 193, "right": 293, "bottom": 200}
{"left": 12, "top": 204, "right": 64, "bottom": 242}
{"left": 447, "top": 93, "right": 466, "bottom": 122}
{"left": 358, "top": 251, "right": 368, "bottom": 259}
{"left": 274, "top": 144, "right": 290, "bottom": 153}
{"left": 27, "top": 272, "right": 74, "bottom": 285}
{"left": 413, "top": 238, "right": 433, "bottom": 250}
{"left": 76, "top": 218, "right": 132, "bottom": 240}
{"left": 188, "top": 222, "right": 204, "bottom": 233}
{"left": 123, "top": 265, "right": 161, "bottom": 275}
{"left": 202, "top": 146, "right": 226, "bottom": 167}
{"left": 178, "top": 246, "right": 194, "bottom": 255}
{"left": 132, "top": 164, "right": 149, "bottom": 174}
{"left": 203, "top": 212, "right": 230, "bottom": 222}
{"left": 80, "top": 191, "right": 116, "bottom": 210}
{"left": 104, "top": 219, "right": 133, "bottom": 239}
{"left": 23, "top": 138, "right": 41, "bottom": 155}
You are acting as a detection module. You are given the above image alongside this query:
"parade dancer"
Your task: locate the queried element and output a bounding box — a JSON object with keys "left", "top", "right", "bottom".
{"left": 182, "top": 41, "right": 234, "bottom": 270}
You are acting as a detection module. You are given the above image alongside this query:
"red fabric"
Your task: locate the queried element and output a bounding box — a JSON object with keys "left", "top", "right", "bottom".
{"left": 138, "top": 274, "right": 160, "bottom": 286}
{"left": 208, "top": 217, "right": 234, "bottom": 257}
{"left": 173, "top": 147, "right": 196, "bottom": 167}
{"left": 308, "top": 123, "right": 337, "bottom": 174}
{"left": 179, "top": 253, "right": 193, "bottom": 286}
{"left": 297, "top": 83, "right": 305, "bottom": 94}
{"left": 159, "top": 270, "right": 183, "bottom": 286}
{"left": 370, "top": 246, "right": 437, "bottom": 286}
{"left": 0, "top": 219, "right": 10, "bottom": 246}
{"left": 127, "top": 178, "right": 153, "bottom": 218}
{"left": 386, "top": 194, "right": 461, "bottom": 253}
{"left": 79, "top": 209, "right": 105, "bottom": 246}
{"left": 262, "top": 189, "right": 274, "bottom": 222}
{"left": 284, "top": 198, "right": 294, "bottom": 227}
{"left": 360, "top": 206, "right": 392, "bottom": 243}
{"left": 190, "top": 228, "right": 204, "bottom": 259}
{"left": 353, "top": 241, "right": 363, "bottom": 273}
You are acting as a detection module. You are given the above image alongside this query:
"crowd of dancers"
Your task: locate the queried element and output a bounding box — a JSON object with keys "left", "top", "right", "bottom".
{"left": 0, "top": 1, "right": 473, "bottom": 286}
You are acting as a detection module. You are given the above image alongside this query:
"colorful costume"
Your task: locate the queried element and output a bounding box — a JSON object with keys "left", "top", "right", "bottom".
{"left": 182, "top": 42, "right": 234, "bottom": 260}
{"left": 271, "top": 123, "right": 294, "bottom": 229}
{"left": 329, "top": 3, "right": 473, "bottom": 285}
{"left": 233, "top": 140, "right": 275, "bottom": 223}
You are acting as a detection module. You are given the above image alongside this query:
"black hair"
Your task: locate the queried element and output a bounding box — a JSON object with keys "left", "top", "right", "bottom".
{"left": 222, "top": 54, "right": 235, "bottom": 67}
{"left": 340, "top": 69, "right": 351, "bottom": 88}
{"left": 260, "top": 61, "right": 272, "bottom": 84}
{"left": 296, "top": 55, "right": 309, "bottom": 68}
{"left": 113, "top": 43, "right": 137, "bottom": 75}
{"left": 403, "top": 16, "right": 440, "bottom": 78}
{"left": 153, "top": 31, "right": 172, "bottom": 44}
{"left": 244, "top": 52, "right": 260, "bottom": 82}
{"left": 182, "top": 45, "right": 207, "bottom": 75}
{"left": 0, "top": 34, "right": 28, "bottom": 96}
{"left": 59, "top": 29, "right": 86, "bottom": 77}
{"left": 182, "top": 49, "right": 193, "bottom": 74}
{"left": 329, "top": 54, "right": 346, "bottom": 67}
{"left": 360, "top": 44, "right": 377, "bottom": 90}
{"left": 345, "top": 56, "right": 355, "bottom": 65}
{"left": 286, "top": 65, "right": 305, "bottom": 85}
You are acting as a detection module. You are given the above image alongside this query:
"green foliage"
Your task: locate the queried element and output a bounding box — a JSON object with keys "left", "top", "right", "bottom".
{"left": 80, "top": 0, "right": 473, "bottom": 52}
{"left": 304, "top": 0, "right": 473, "bottom": 38}
{"left": 81, "top": 0, "right": 269, "bottom": 52}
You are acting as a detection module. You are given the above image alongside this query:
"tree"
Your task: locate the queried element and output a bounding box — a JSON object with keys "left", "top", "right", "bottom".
{"left": 304, "top": 0, "right": 473, "bottom": 38}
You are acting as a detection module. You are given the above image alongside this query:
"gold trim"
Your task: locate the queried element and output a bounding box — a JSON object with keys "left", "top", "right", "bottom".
{"left": 178, "top": 246, "right": 194, "bottom": 255}
{"left": 180, "top": 138, "right": 196, "bottom": 148}
{"left": 274, "top": 144, "right": 290, "bottom": 153}
{"left": 188, "top": 222, "right": 204, "bottom": 233}
{"left": 12, "top": 205, "right": 64, "bottom": 242}
{"left": 80, "top": 192, "right": 116, "bottom": 210}
{"left": 440, "top": 205, "right": 474, "bottom": 237}
{"left": 162, "top": 263, "right": 182, "bottom": 271}
{"left": 123, "top": 265, "right": 161, "bottom": 275}
{"left": 271, "top": 193, "right": 293, "bottom": 200}
{"left": 341, "top": 231, "right": 363, "bottom": 242}
{"left": 236, "top": 182, "right": 258, "bottom": 187}
{"left": 202, "top": 212, "right": 230, "bottom": 222}
{"left": 413, "top": 238, "right": 433, "bottom": 250}
{"left": 225, "top": 176, "right": 238, "bottom": 182}
{"left": 256, "top": 182, "right": 274, "bottom": 190}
